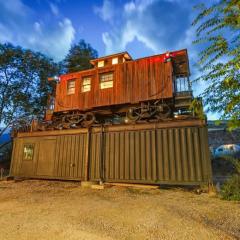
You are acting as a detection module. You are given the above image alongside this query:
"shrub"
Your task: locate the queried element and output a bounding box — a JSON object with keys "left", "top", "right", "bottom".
{"left": 220, "top": 157, "right": 240, "bottom": 201}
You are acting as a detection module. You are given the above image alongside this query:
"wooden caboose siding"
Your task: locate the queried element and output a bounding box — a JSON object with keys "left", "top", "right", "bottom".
{"left": 90, "top": 51, "right": 132, "bottom": 68}
{"left": 55, "top": 55, "right": 173, "bottom": 112}
{"left": 55, "top": 69, "right": 96, "bottom": 111}
{"left": 129, "top": 57, "right": 173, "bottom": 103}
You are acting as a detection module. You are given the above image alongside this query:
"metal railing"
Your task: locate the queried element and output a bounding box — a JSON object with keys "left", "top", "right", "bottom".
{"left": 174, "top": 75, "right": 191, "bottom": 93}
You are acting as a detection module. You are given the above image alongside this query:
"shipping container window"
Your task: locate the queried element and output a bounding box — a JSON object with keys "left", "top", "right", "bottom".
{"left": 112, "top": 57, "right": 118, "bottom": 65}
{"left": 82, "top": 77, "right": 91, "bottom": 92}
{"left": 98, "top": 60, "right": 104, "bottom": 68}
{"left": 23, "top": 144, "right": 34, "bottom": 161}
{"left": 100, "top": 72, "right": 113, "bottom": 89}
{"left": 67, "top": 80, "right": 75, "bottom": 95}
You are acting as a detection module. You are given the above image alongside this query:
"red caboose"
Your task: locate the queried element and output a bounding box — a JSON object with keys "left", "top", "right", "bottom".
{"left": 45, "top": 49, "right": 193, "bottom": 128}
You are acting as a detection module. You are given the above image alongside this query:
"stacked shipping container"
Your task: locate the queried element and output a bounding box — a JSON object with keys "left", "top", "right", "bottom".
{"left": 10, "top": 120, "right": 212, "bottom": 185}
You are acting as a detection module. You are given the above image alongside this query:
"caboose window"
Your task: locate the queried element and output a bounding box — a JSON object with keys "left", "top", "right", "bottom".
{"left": 82, "top": 77, "right": 91, "bottom": 92}
{"left": 98, "top": 60, "right": 104, "bottom": 68}
{"left": 67, "top": 80, "right": 75, "bottom": 95}
{"left": 112, "top": 57, "right": 118, "bottom": 65}
{"left": 100, "top": 72, "right": 113, "bottom": 89}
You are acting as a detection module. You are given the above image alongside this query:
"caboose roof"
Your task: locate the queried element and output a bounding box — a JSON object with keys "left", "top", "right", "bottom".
{"left": 59, "top": 49, "right": 190, "bottom": 80}
{"left": 89, "top": 49, "right": 189, "bottom": 75}
{"left": 90, "top": 51, "right": 132, "bottom": 65}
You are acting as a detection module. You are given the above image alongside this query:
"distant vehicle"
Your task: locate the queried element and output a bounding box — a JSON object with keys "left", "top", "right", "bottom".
{"left": 214, "top": 144, "right": 240, "bottom": 158}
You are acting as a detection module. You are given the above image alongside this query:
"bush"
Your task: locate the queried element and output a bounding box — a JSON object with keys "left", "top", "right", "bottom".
{"left": 220, "top": 157, "right": 240, "bottom": 201}
{"left": 221, "top": 174, "right": 240, "bottom": 201}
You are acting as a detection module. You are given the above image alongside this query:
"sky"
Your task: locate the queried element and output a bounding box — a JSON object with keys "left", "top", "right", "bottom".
{"left": 0, "top": 0, "right": 220, "bottom": 119}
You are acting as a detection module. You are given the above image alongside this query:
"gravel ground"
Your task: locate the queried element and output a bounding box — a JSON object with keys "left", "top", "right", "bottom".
{"left": 0, "top": 180, "right": 239, "bottom": 240}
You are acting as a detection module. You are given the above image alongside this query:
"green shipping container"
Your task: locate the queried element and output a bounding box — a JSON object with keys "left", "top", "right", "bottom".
{"left": 10, "top": 120, "right": 212, "bottom": 185}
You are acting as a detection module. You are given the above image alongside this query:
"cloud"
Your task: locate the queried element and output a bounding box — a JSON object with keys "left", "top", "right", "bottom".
{"left": 27, "top": 18, "right": 75, "bottom": 61}
{"left": 0, "top": 0, "right": 31, "bottom": 16}
{"left": 50, "top": 3, "right": 59, "bottom": 16}
{"left": 0, "top": 0, "right": 75, "bottom": 61}
{"left": 94, "top": 0, "right": 115, "bottom": 22}
{"left": 96, "top": 0, "right": 196, "bottom": 56}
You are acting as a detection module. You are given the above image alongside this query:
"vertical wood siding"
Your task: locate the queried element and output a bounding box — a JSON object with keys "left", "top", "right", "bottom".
{"left": 55, "top": 56, "right": 173, "bottom": 112}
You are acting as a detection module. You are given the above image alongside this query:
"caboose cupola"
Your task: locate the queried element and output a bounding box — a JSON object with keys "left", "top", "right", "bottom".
{"left": 90, "top": 52, "right": 132, "bottom": 68}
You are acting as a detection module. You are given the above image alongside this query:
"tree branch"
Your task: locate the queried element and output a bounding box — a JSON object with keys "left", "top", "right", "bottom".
{"left": 0, "top": 140, "right": 11, "bottom": 151}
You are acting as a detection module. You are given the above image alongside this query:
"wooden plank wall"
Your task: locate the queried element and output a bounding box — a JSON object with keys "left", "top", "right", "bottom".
{"left": 55, "top": 56, "right": 173, "bottom": 112}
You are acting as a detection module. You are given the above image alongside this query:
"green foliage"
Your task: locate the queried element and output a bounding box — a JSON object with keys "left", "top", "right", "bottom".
{"left": 190, "top": 98, "right": 205, "bottom": 119}
{"left": 192, "top": 0, "right": 240, "bottom": 129}
{"left": 0, "top": 142, "right": 12, "bottom": 168}
{"left": 220, "top": 157, "right": 240, "bottom": 201}
{"left": 0, "top": 43, "right": 59, "bottom": 136}
{"left": 214, "top": 119, "right": 222, "bottom": 126}
{"left": 221, "top": 174, "right": 240, "bottom": 201}
{"left": 63, "top": 40, "right": 98, "bottom": 73}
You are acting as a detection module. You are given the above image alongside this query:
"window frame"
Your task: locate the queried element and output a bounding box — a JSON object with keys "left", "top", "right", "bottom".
{"left": 97, "top": 60, "right": 105, "bottom": 68}
{"left": 81, "top": 76, "right": 92, "bottom": 93}
{"left": 67, "top": 79, "right": 76, "bottom": 95}
{"left": 99, "top": 72, "right": 114, "bottom": 89}
{"left": 112, "top": 57, "right": 118, "bottom": 65}
{"left": 23, "top": 144, "right": 35, "bottom": 161}
{"left": 174, "top": 74, "right": 191, "bottom": 93}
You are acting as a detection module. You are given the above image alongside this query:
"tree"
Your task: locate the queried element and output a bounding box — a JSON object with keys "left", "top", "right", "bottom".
{"left": 192, "top": 0, "right": 240, "bottom": 129}
{"left": 0, "top": 43, "right": 59, "bottom": 148}
{"left": 63, "top": 40, "right": 98, "bottom": 73}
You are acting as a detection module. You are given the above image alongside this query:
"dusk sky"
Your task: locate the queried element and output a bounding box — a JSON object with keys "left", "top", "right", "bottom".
{"left": 0, "top": 0, "right": 219, "bottom": 119}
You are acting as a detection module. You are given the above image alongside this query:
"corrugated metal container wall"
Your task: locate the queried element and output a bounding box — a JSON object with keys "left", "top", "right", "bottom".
{"left": 10, "top": 133, "right": 88, "bottom": 180}
{"left": 89, "top": 132, "right": 102, "bottom": 181}
{"left": 53, "top": 134, "right": 88, "bottom": 179}
{"left": 10, "top": 122, "right": 212, "bottom": 185}
{"left": 89, "top": 126, "right": 211, "bottom": 185}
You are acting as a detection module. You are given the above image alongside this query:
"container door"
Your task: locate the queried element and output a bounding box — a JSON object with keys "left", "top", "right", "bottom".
{"left": 36, "top": 138, "right": 56, "bottom": 176}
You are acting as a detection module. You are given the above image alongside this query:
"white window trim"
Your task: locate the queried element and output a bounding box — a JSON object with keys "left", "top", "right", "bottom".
{"left": 112, "top": 57, "right": 118, "bottom": 65}
{"left": 98, "top": 60, "right": 104, "bottom": 68}
{"left": 82, "top": 77, "right": 91, "bottom": 93}
{"left": 23, "top": 144, "right": 34, "bottom": 161}
{"left": 100, "top": 72, "right": 113, "bottom": 89}
{"left": 67, "top": 80, "right": 76, "bottom": 95}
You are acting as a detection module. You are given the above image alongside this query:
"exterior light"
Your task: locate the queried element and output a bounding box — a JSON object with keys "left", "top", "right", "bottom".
{"left": 164, "top": 51, "right": 172, "bottom": 62}
{"left": 124, "top": 117, "right": 129, "bottom": 123}
{"left": 48, "top": 76, "right": 60, "bottom": 83}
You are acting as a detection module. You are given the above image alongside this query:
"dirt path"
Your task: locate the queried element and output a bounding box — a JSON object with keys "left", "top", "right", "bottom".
{"left": 0, "top": 180, "right": 239, "bottom": 240}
